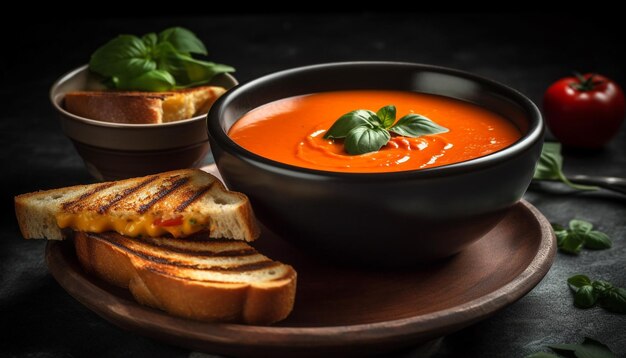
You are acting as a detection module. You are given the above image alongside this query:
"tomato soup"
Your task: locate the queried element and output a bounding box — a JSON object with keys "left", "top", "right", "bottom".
{"left": 228, "top": 90, "right": 521, "bottom": 173}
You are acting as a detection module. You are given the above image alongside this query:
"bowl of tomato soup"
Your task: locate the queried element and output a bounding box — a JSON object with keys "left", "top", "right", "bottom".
{"left": 207, "top": 62, "right": 543, "bottom": 266}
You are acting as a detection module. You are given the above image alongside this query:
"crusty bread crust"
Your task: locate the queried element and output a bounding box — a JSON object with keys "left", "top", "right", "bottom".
{"left": 14, "top": 169, "right": 260, "bottom": 242}
{"left": 74, "top": 232, "right": 297, "bottom": 324}
{"left": 64, "top": 91, "right": 165, "bottom": 124}
{"left": 63, "top": 86, "right": 225, "bottom": 124}
{"left": 15, "top": 184, "right": 95, "bottom": 240}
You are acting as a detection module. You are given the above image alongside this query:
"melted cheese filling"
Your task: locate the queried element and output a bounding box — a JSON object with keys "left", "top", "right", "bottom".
{"left": 56, "top": 212, "right": 211, "bottom": 238}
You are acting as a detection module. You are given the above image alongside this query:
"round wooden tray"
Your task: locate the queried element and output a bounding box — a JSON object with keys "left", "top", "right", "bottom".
{"left": 46, "top": 200, "right": 555, "bottom": 358}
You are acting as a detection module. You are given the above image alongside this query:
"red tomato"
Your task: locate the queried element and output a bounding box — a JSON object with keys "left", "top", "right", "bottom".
{"left": 153, "top": 216, "right": 183, "bottom": 227}
{"left": 543, "top": 73, "right": 625, "bottom": 148}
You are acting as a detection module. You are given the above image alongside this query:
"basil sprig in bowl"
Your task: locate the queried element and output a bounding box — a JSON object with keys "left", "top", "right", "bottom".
{"left": 50, "top": 28, "right": 236, "bottom": 180}
{"left": 208, "top": 62, "right": 544, "bottom": 266}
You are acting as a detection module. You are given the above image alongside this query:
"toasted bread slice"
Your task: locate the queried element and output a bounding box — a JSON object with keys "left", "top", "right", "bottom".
{"left": 15, "top": 169, "right": 259, "bottom": 241}
{"left": 64, "top": 86, "right": 226, "bottom": 124}
{"left": 74, "top": 231, "right": 296, "bottom": 324}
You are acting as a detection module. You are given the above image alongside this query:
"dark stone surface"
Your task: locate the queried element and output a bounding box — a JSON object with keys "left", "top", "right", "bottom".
{"left": 1, "top": 14, "right": 624, "bottom": 357}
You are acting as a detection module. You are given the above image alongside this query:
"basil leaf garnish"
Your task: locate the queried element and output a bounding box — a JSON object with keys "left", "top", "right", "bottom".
{"left": 324, "top": 110, "right": 377, "bottom": 139}
{"left": 89, "top": 27, "right": 234, "bottom": 91}
{"left": 388, "top": 113, "right": 449, "bottom": 137}
{"left": 90, "top": 35, "right": 155, "bottom": 78}
{"left": 376, "top": 105, "right": 396, "bottom": 128}
{"left": 158, "top": 27, "right": 208, "bottom": 55}
{"left": 344, "top": 126, "right": 390, "bottom": 155}
{"left": 324, "top": 105, "right": 448, "bottom": 155}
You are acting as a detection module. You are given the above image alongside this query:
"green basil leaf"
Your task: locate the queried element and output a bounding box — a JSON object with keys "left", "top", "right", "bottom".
{"left": 568, "top": 275, "right": 592, "bottom": 289}
{"left": 591, "top": 280, "right": 613, "bottom": 295}
{"left": 576, "top": 337, "right": 617, "bottom": 358}
{"left": 599, "top": 287, "right": 626, "bottom": 314}
{"left": 560, "top": 231, "right": 586, "bottom": 254}
{"left": 552, "top": 223, "right": 569, "bottom": 245}
{"left": 570, "top": 219, "right": 593, "bottom": 233}
{"left": 324, "top": 110, "right": 377, "bottom": 139}
{"left": 547, "top": 343, "right": 580, "bottom": 352}
{"left": 548, "top": 338, "right": 616, "bottom": 358}
{"left": 583, "top": 231, "right": 612, "bottom": 250}
{"left": 344, "top": 126, "right": 391, "bottom": 155}
{"left": 174, "top": 59, "right": 234, "bottom": 87}
{"left": 142, "top": 33, "right": 158, "bottom": 48}
{"left": 114, "top": 69, "right": 176, "bottom": 91}
{"left": 154, "top": 42, "right": 234, "bottom": 87}
{"left": 158, "top": 27, "right": 207, "bottom": 55}
{"left": 388, "top": 114, "right": 449, "bottom": 137}
{"left": 533, "top": 142, "right": 598, "bottom": 190}
{"left": 377, "top": 105, "right": 396, "bottom": 128}
{"left": 533, "top": 142, "right": 563, "bottom": 180}
{"left": 90, "top": 35, "right": 155, "bottom": 78}
{"left": 574, "top": 285, "right": 598, "bottom": 308}
{"left": 524, "top": 353, "right": 561, "bottom": 358}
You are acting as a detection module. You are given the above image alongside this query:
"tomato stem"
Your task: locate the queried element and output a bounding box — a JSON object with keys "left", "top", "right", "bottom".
{"left": 570, "top": 72, "right": 603, "bottom": 92}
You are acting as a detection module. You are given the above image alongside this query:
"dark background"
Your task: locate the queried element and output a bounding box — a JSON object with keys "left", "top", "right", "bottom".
{"left": 1, "top": 14, "right": 625, "bottom": 357}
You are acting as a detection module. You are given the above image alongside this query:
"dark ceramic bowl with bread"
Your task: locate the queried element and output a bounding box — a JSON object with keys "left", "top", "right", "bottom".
{"left": 50, "top": 65, "right": 237, "bottom": 181}
{"left": 207, "top": 62, "right": 543, "bottom": 267}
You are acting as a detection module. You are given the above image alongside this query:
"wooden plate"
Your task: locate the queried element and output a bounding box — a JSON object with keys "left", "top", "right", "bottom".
{"left": 46, "top": 200, "right": 555, "bottom": 358}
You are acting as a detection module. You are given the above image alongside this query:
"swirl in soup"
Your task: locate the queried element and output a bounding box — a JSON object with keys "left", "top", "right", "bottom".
{"left": 228, "top": 90, "right": 521, "bottom": 173}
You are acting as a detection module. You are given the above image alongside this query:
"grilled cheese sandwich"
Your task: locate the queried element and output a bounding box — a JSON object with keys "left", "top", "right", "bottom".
{"left": 15, "top": 169, "right": 259, "bottom": 242}
{"left": 14, "top": 169, "right": 295, "bottom": 324}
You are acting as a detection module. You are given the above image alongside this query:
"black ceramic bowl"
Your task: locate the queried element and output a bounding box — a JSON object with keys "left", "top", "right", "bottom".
{"left": 207, "top": 62, "right": 543, "bottom": 266}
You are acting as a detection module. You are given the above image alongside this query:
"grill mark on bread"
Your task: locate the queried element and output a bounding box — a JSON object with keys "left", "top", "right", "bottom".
{"left": 62, "top": 183, "right": 115, "bottom": 211}
{"left": 88, "top": 232, "right": 270, "bottom": 272}
{"left": 115, "top": 234, "right": 258, "bottom": 258}
{"left": 98, "top": 176, "right": 159, "bottom": 214}
{"left": 138, "top": 177, "right": 190, "bottom": 214}
{"left": 175, "top": 182, "right": 215, "bottom": 212}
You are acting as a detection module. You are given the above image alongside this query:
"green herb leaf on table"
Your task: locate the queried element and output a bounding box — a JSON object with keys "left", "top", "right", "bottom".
{"left": 524, "top": 353, "right": 561, "bottom": 358}
{"left": 560, "top": 231, "right": 586, "bottom": 254}
{"left": 548, "top": 337, "right": 616, "bottom": 358}
{"left": 552, "top": 224, "right": 569, "bottom": 245}
{"left": 533, "top": 142, "right": 598, "bottom": 191}
{"left": 573, "top": 285, "right": 598, "bottom": 308}
{"left": 599, "top": 287, "right": 626, "bottom": 314}
{"left": 568, "top": 275, "right": 592, "bottom": 289}
{"left": 567, "top": 275, "right": 626, "bottom": 314}
{"left": 569, "top": 219, "right": 593, "bottom": 233}
{"left": 89, "top": 27, "right": 234, "bottom": 91}
{"left": 551, "top": 219, "right": 611, "bottom": 254}
{"left": 323, "top": 105, "right": 448, "bottom": 155}
{"left": 583, "top": 231, "right": 612, "bottom": 250}
{"left": 527, "top": 337, "right": 616, "bottom": 358}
